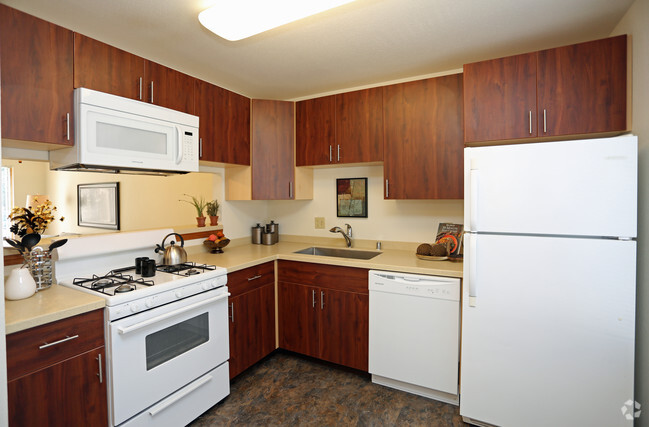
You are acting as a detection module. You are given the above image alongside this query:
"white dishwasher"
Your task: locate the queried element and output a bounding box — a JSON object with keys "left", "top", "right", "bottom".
{"left": 369, "top": 270, "right": 460, "bottom": 405}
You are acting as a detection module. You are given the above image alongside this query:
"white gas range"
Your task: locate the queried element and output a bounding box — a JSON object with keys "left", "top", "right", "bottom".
{"left": 55, "top": 229, "right": 230, "bottom": 427}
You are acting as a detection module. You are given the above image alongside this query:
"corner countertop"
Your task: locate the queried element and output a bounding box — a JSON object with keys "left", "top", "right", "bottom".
{"left": 187, "top": 240, "right": 463, "bottom": 278}
{"left": 5, "top": 284, "right": 105, "bottom": 335}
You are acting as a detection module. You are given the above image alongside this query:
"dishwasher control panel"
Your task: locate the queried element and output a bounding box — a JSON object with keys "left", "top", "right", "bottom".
{"left": 369, "top": 271, "right": 460, "bottom": 301}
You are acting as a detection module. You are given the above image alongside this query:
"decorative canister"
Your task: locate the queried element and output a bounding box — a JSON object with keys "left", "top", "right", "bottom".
{"left": 23, "top": 246, "right": 53, "bottom": 291}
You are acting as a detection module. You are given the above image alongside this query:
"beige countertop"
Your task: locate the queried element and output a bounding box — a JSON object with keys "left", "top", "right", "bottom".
{"left": 5, "top": 284, "right": 105, "bottom": 335}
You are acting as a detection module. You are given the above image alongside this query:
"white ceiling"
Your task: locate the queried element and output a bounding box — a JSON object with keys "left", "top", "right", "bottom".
{"left": 1, "top": 0, "right": 633, "bottom": 100}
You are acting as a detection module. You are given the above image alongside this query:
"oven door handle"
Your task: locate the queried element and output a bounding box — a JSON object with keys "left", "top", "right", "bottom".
{"left": 117, "top": 292, "right": 230, "bottom": 335}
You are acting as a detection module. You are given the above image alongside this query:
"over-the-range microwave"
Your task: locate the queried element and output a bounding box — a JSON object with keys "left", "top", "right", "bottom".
{"left": 50, "top": 88, "right": 199, "bottom": 175}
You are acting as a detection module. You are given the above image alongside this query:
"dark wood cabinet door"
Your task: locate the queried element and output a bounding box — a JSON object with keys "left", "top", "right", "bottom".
{"left": 537, "top": 35, "right": 627, "bottom": 137}
{"left": 145, "top": 60, "right": 195, "bottom": 114}
{"left": 335, "top": 87, "right": 383, "bottom": 163}
{"left": 383, "top": 74, "right": 464, "bottom": 199}
{"left": 296, "top": 95, "right": 335, "bottom": 166}
{"left": 218, "top": 90, "right": 250, "bottom": 165}
{"left": 464, "top": 52, "right": 538, "bottom": 143}
{"left": 229, "top": 283, "right": 276, "bottom": 379}
{"left": 319, "top": 289, "right": 369, "bottom": 371}
{"left": 8, "top": 347, "right": 108, "bottom": 426}
{"left": 278, "top": 281, "right": 319, "bottom": 358}
{"left": 251, "top": 99, "right": 294, "bottom": 199}
{"left": 0, "top": 5, "right": 74, "bottom": 145}
{"left": 74, "top": 33, "right": 145, "bottom": 100}
{"left": 194, "top": 79, "right": 220, "bottom": 162}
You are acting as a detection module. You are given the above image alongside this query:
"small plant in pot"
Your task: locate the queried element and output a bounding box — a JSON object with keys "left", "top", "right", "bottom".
{"left": 206, "top": 200, "right": 220, "bottom": 226}
{"left": 180, "top": 194, "right": 207, "bottom": 227}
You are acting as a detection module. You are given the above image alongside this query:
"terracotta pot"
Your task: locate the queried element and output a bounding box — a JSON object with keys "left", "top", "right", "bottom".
{"left": 196, "top": 216, "right": 206, "bottom": 227}
{"left": 209, "top": 215, "right": 219, "bottom": 226}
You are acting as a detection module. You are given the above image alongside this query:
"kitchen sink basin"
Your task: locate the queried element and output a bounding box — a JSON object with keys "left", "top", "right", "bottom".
{"left": 294, "top": 247, "right": 381, "bottom": 260}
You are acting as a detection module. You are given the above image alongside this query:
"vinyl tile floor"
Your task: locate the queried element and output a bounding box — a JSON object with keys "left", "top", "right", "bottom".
{"left": 189, "top": 351, "right": 466, "bottom": 426}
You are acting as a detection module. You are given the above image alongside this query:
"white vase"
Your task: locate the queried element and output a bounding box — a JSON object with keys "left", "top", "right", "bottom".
{"left": 5, "top": 267, "right": 37, "bottom": 300}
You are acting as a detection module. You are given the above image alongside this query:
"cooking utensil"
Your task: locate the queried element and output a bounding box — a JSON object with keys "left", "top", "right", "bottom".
{"left": 48, "top": 238, "right": 68, "bottom": 251}
{"left": 21, "top": 234, "right": 41, "bottom": 252}
{"left": 154, "top": 233, "right": 187, "bottom": 265}
{"left": 4, "top": 238, "right": 25, "bottom": 253}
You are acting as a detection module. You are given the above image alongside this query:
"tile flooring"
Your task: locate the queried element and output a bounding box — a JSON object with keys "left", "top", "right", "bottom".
{"left": 190, "top": 351, "right": 465, "bottom": 426}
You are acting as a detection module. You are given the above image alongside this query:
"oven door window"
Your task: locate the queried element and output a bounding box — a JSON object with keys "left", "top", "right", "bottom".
{"left": 145, "top": 312, "right": 209, "bottom": 370}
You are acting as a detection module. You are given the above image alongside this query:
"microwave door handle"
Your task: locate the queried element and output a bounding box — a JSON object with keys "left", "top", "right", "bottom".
{"left": 176, "top": 126, "right": 183, "bottom": 165}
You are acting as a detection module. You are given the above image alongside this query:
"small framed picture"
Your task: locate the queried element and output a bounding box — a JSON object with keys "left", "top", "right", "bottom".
{"left": 336, "top": 178, "right": 368, "bottom": 218}
{"left": 78, "top": 182, "right": 120, "bottom": 230}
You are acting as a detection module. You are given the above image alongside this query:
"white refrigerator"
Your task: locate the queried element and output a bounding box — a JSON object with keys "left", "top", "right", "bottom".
{"left": 460, "top": 136, "right": 637, "bottom": 427}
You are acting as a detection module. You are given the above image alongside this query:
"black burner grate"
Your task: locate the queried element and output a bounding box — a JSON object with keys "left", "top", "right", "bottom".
{"left": 72, "top": 272, "right": 154, "bottom": 295}
{"left": 157, "top": 262, "right": 216, "bottom": 277}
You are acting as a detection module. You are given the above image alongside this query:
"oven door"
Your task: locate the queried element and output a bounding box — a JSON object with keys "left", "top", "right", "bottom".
{"left": 108, "top": 287, "right": 229, "bottom": 426}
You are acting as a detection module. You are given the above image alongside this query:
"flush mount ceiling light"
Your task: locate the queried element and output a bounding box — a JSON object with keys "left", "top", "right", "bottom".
{"left": 198, "top": 0, "right": 357, "bottom": 41}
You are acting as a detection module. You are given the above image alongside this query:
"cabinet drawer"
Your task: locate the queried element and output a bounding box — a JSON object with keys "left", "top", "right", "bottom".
{"left": 278, "top": 260, "right": 368, "bottom": 294}
{"left": 228, "top": 262, "right": 275, "bottom": 296}
{"left": 7, "top": 309, "right": 105, "bottom": 381}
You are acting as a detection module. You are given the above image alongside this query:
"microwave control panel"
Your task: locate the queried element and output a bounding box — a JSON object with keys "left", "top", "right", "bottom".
{"left": 183, "top": 131, "right": 197, "bottom": 162}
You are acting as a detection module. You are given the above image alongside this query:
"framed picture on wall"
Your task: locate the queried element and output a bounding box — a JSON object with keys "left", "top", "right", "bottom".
{"left": 78, "top": 182, "right": 120, "bottom": 230}
{"left": 336, "top": 178, "right": 368, "bottom": 218}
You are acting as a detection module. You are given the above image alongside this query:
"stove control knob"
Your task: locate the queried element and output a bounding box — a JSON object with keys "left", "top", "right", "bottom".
{"left": 145, "top": 299, "right": 154, "bottom": 308}
{"left": 130, "top": 304, "right": 138, "bottom": 313}
{"left": 175, "top": 290, "right": 183, "bottom": 299}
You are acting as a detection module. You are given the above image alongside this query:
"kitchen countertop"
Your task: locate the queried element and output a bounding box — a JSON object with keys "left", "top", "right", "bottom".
{"left": 5, "top": 237, "right": 462, "bottom": 335}
{"left": 5, "top": 284, "right": 105, "bottom": 334}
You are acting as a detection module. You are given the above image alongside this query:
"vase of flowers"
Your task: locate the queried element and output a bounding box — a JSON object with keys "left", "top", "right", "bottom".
{"left": 206, "top": 200, "right": 220, "bottom": 226}
{"left": 180, "top": 194, "right": 208, "bottom": 227}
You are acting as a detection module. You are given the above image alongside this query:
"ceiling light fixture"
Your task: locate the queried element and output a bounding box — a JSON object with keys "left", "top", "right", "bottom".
{"left": 198, "top": 0, "right": 356, "bottom": 41}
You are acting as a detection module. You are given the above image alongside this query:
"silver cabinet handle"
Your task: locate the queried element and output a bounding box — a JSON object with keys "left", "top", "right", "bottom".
{"left": 66, "top": 113, "right": 70, "bottom": 141}
{"left": 96, "top": 353, "right": 103, "bottom": 383}
{"left": 39, "top": 334, "right": 79, "bottom": 350}
{"left": 229, "top": 302, "right": 234, "bottom": 323}
{"left": 139, "top": 77, "right": 143, "bottom": 100}
{"left": 543, "top": 109, "right": 547, "bottom": 133}
{"left": 312, "top": 290, "right": 316, "bottom": 308}
{"left": 337, "top": 145, "right": 340, "bottom": 162}
{"left": 529, "top": 110, "right": 532, "bottom": 134}
{"left": 289, "top": 181, "right": 293, "bottom": 199}
{"left": 199, "top": 138, "right": 203, "bottom": 158}
{"left": 385, "top": 179, "right": 389, "bottom": 198}
{"left": 150, "top": 81, "right": 154, "bottom": 103}
{"left": 247, "top": 274, "right": 262, "bottom": 281}
{"left": 329, "top": 145, "right": 332, "bottom": 162}
{"left": 320, "top": 291, "right": 324, "bottom": 310}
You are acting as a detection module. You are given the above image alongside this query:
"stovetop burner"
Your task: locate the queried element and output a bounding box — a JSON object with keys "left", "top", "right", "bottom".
{"left": 73, "top": 272, "right": 154, "bottom": 296}
{"left": 157, "top": 262, "right": 216, "bottom": 276}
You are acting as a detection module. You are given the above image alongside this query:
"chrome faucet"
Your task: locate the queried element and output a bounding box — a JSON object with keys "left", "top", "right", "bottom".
{"left": 330, "top": 223, "right": 353, "bottom": 248}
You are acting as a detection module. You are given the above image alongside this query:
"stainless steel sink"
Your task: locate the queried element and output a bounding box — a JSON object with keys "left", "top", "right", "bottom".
{"left": 294, "top": 247, "right": 381, "bottom": 260}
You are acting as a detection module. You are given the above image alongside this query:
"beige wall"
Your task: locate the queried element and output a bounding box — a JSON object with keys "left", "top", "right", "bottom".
{"left": 611, "top": 0, "right": 649, "bottom": 418}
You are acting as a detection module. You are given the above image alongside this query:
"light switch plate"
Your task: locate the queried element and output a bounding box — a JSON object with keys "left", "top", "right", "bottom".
{"left": 315, "top": 217, "right": 325, "bottom": 229}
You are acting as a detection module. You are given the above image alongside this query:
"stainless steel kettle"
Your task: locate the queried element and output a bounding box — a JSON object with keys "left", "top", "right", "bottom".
{"left": 155, "top": 233, "right": 187, "bottom": 265}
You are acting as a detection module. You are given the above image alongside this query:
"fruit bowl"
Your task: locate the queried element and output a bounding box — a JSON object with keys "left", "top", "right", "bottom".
{"left": 203, "top": 238, "right": 230, "bottom": 254}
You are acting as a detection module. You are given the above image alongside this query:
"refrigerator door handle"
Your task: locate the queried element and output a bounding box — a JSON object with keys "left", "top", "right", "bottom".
{"left": 470, "top": 170, "right": 479, "bottom": 231}
{"left": 468, "top": 233, "right": 477, "bottom": 307}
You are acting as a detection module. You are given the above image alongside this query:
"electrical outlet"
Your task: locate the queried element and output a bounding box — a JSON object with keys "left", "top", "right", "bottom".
{"left": 315, "top": 217, "right": 325, "bottom": 229}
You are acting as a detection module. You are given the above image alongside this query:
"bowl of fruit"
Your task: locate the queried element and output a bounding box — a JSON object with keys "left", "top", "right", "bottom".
{"left": 203, "top": 230, "right": 230, "bottom": 254}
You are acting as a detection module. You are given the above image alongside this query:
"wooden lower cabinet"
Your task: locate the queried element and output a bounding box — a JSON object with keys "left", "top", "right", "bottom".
{"left": 6, "top": 309, "right": 107, "bottom": 426}
{"left": 278, "top": 261, "right": 369, "bottom": 371}
{"left": 228, "top": 262, "right": 276, "bottom": 378}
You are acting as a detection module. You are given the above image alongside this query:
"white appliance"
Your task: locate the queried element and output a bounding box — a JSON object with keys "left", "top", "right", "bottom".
{"left": 55, "top": 229, "right": 229, "bottom": 427}
{"left": 368, "top": 270, "right": 460, "bottom": 404}
{"left": 49, "top": 88, "right": 199, "bottom": 175}
{"left": 461, "top": 135, "right": 637, "bottom": 427}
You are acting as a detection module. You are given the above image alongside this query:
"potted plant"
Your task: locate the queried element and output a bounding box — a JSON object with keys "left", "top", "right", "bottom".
{"left": 180, "top": 194, "right": 207, "bottom": 227}
{"left": 206, "top": 200, "right": 220, "bottom": 226}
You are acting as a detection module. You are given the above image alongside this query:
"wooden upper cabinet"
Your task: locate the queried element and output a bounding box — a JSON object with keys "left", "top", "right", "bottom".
{"left": 195, "top": 79, "right": 250, "bottom": 165}
{"left": 383, "top": 74, "right": 464, "bottom": 199}
{"left": 463, "top": 52, "right": 538, "bottom": 143}
{"left": 251, "top": 99, "right": 295, "bottom": 200}
{"left": 145, "top": 60, "right": 195, "bottom": 114}
{"left": 464, "top": 35, "right": 627, "bottom": 144}
{"left": 296, "top": 95, "right": 335, "bottom": 166}
{"left": 74, "top": 33, "right": 145, "bottom": 100}
{"left": 0, "top": 4, "right": 74, "bottom": 146}
{"left": 537, "top": 35, "right": 627, "bottom": 137}
{"left": 335, "top": 87, "right": 383, "bottom": 163}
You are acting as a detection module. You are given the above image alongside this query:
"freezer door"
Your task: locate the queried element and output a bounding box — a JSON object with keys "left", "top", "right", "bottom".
{"left": 460, "top": 233, "right": 636, "bottom": 427}
{"left": 464, "top": 135, "right": 637, "bottom": 238}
